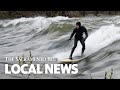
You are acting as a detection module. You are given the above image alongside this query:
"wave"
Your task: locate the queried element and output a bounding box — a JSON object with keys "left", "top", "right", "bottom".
{"left": 1, "top": 16, "right": 73, "bottom": 30}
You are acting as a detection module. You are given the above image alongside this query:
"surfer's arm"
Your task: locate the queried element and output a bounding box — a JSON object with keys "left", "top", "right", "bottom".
{"left": 69, "top": 29, "right": 76, "bottom": 40}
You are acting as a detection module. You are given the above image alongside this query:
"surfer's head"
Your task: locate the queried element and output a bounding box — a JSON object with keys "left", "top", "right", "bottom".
{"left": 76, "top": 22, "right": 81, "bottom": 29}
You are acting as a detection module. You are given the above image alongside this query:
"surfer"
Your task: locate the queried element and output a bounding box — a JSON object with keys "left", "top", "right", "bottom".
{"left": 68, "top": 22, "right": 88, "bottom": 60}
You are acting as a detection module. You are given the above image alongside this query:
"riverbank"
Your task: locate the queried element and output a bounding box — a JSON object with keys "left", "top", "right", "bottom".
{"left": 0, "top": 11, "right": 120, "bottom": 19}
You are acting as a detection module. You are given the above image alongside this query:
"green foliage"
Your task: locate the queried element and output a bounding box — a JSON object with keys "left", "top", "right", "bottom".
{"left": 105, "top": 68, "right": 113, "bottom": 79}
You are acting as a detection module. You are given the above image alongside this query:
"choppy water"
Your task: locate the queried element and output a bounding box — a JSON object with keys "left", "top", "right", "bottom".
{"left": 0, "top": 15, "right": 120, "bottom": 79}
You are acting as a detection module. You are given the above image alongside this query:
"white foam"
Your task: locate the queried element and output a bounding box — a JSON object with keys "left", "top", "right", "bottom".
{"left": 3, "top": 17, "right": 34, "bottom": 27}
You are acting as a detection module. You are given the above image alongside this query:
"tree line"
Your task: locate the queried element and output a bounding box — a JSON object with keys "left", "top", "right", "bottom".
{"left": 0, "top": 11, "right": 120, "bottom": 19}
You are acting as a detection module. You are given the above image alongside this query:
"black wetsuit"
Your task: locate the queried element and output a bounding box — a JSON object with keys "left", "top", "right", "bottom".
{"left": 69, "top": 26, "right": 88, "bottom": 59}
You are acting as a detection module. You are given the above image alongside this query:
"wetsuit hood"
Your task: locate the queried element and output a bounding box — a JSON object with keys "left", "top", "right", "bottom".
{"left": 76, "top": 22, "right": 81, "bottom": 27}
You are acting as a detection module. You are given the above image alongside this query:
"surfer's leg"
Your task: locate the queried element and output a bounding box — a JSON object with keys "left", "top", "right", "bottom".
{"left": 69, "top": 38, "right": 78, "bottom": 59}
{"left": 80, "top": 38, "right": 85, "bottom": 56}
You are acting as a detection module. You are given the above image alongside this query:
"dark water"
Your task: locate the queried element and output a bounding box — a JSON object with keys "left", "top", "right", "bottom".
{"left": 0, "top": 16, "right": 120, "bottom": 79}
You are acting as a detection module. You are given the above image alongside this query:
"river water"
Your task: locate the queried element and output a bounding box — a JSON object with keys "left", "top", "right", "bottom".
{"left": 0, "top": 15, "right": 120, "bottom": 79}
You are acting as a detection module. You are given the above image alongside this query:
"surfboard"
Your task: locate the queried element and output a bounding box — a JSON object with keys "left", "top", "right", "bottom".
{"left": 59, "top": 55, "right": 87, "bottom": 64}
{"left": 59, "top": 59, "right": 80, "bottom": 64}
